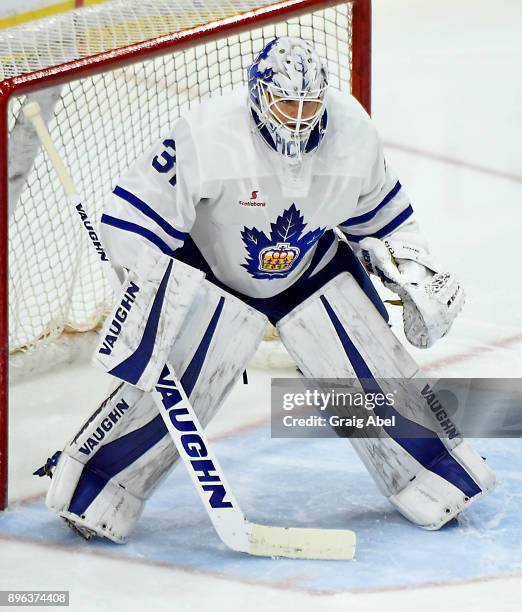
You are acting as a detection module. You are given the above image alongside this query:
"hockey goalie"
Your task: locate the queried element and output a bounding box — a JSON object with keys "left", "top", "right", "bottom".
{"left": 37, "top": 37, "right": 495, "bottom": 543}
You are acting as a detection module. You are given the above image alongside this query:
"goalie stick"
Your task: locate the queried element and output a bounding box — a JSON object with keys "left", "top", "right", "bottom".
{"left": 23, "top": 101, "right": 356, "bottom": 560}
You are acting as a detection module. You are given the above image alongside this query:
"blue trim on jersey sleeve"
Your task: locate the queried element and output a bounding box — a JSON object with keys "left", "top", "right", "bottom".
{"left": 343, "top": 205, "right": 414, "bottom": 243}
{"left": 101, "top": 214, "right": 179, "bottom": 257}
{"left": 113, "top": 185, "right": 187, "bottom": 241}
{"left": 319, "top": 295, "right": 482, "bottom": 499}
{"left": 340, "top": 181, "right": 402, "bottom": 227}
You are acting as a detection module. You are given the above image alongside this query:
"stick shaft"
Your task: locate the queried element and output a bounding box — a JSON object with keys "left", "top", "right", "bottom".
{"left": 23, "top": 103, "right": 76, "bottom": 196}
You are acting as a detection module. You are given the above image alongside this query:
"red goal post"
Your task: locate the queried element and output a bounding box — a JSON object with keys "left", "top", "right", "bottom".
{"left": 0, "top": 0, "right": 371, "bottom": 509}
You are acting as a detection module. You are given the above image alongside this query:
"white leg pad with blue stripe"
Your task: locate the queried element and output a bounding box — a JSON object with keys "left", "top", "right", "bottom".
{"left": 93, "top": 251, "right": 205, "bottom": 392}
{"left": 46, "top": 279, "right": 268, "bottom": 542}
{"left": 390, "top": 441, "right": 497, "bottom": 529}
{"left": 277, "top": 272, "right": 495, "bottom": 529}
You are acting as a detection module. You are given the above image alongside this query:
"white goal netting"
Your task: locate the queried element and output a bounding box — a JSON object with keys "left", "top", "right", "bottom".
{"left": 2, "top": 0, "right": 355, "bottom": 377}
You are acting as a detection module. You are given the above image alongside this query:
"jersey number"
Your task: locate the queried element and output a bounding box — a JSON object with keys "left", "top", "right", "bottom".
{"left": 152, "top": 139, "right": 177, "bottom": 186}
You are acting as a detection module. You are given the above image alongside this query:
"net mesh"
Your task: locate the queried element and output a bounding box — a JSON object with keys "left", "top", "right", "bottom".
{"left": 0, "top": 0, "right": 287, "bottom": 79}
{"left": 3, "top": 0, "right": 354, "bottom": 371}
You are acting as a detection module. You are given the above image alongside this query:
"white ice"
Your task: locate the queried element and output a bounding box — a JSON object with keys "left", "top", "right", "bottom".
{"left": 2, "top": 0, "right": 522, "bottom": 610}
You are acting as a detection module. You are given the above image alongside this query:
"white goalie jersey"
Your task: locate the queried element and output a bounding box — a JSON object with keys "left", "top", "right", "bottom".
{"left": 100, "top": 87, "right": 416, "bottom": 299}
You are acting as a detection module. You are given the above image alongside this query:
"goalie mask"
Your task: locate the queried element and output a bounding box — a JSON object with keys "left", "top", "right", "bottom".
{"left": 248, "top": 37, "right": 329, "bottom": 164}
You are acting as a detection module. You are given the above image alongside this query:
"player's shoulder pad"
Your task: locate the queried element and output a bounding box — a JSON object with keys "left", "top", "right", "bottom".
{"left": 327, "top": 90, "right": 374, "bottom": 126}
{"left": 176, "top": 88, "right": 262, "bottom": 180}
{"left": 180, "top": 88, "right": 250, "bottom": 146}
{"left": 317, "top": 90, "right": 380, "bottom": 177}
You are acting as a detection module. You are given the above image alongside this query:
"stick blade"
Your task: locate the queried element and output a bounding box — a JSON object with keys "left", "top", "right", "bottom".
{"left": 248, "top": 524, "right": 356, "bottom": 560}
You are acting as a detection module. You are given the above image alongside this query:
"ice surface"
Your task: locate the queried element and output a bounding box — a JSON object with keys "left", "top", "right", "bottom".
{"left": 3, "top": 428, "right": 522, "bottom": 593}
{"left": 2, "top": 0, "right": 522, "bottom": 610}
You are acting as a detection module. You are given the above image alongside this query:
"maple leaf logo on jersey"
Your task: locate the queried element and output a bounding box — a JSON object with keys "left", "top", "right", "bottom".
{"left": 241, "top": 204, "right": 325, "bottom": 280}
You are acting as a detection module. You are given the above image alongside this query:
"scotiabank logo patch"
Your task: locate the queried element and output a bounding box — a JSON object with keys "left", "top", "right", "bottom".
{"left": 239, "top": 190, "right": 266, "bottom": 207}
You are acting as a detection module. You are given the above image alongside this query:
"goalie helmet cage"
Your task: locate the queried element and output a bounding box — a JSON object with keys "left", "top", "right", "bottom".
{"left": 0, "top": 0, "right": 371, "bottom": 509}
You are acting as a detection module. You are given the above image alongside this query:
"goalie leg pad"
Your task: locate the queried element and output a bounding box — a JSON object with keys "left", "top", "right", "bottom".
{"left": 277, "top": 272, "right": 495, "bottom": 529}
{"left": 46, "top": 279, "right": 268, "bottom": 541}
{"left": 93, "top": 249, "right": 205, "bottom": 391}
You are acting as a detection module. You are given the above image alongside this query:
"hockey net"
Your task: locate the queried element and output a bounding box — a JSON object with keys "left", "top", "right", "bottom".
{"left": 0, "top": 0, "right": 371, "bottom": 504}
